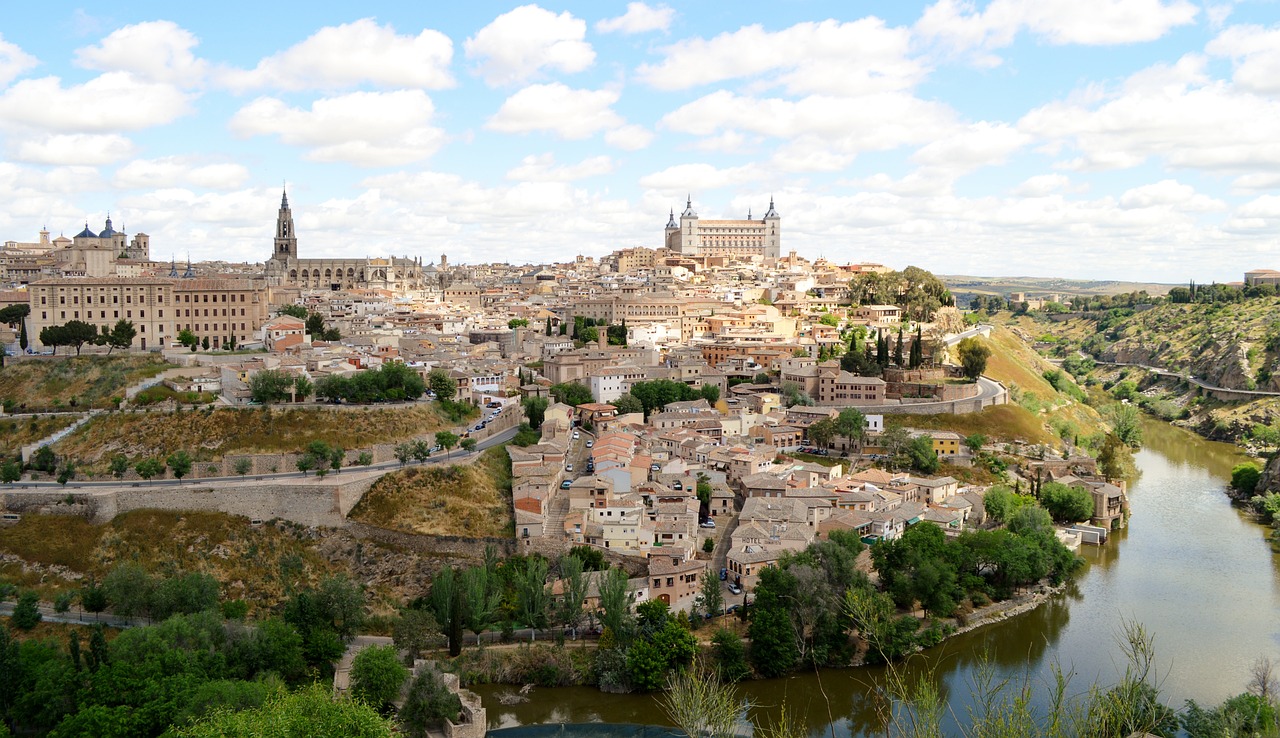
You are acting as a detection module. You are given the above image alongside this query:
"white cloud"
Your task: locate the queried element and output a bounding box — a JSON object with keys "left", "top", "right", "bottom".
{"left": 1019, "top": 58, "right": 1280, "bottom": 173}
{"left": 113, "top": 156, "right": 249, "bottom": 190}
{"left": 916, "top": 0, "right": 1199, "bottom": 62}
{"left": 0, "top": 34, "right": 38, "bottom": 87}
{"left": 596, "top": 3, "right": 674, "bottom": 34}
{"left": 487, "top": 84, "right": 622, "bottom": 139}
{"left": 1012, "top": 173, "right": 1077, "bottom": 196}
{"left": 505, "top": 153, "right": 616, "bottom": 182}
{"left": 220, "top": 19, "right": 454, "bottom": 91}
{"left": 1207, "top": 25, "right": 1280, "bottom": 96}
{"left": 637, "top": 19, "right": 923, "bottom": 96}
{"left": 229, "top": 90, "right": 445, "bottom": 167}
{"left": 691, "top": 130, "right": 757, "bottom": 153}
{"left": 465, "top": 5, "right": 594, "bottom": 86}
{"left": 1234, "top": 194, "right": 1280, "bottom": 219}
{"left": 74, "top": 21, "right": 207, "bottom": 86}
{"left": 910, "top": 121, "right": 1029, "bottom": 172}
{"left": 1231, "top": 173, "right": 1280, "bottom": 193}
{"left": 638, "top": 163, "right": 764, "bottom": 193}
{"left": 0, "top": 72, "right": 192, "bottom": 132}
{"left": 1119, "top": 180, "right": 1225, "bottom": 211}
{"left": 11, "top": 133, "right": 136, "bottom": 165}
{"left": 604, "top": 124, "right": 653, "bottom": 150}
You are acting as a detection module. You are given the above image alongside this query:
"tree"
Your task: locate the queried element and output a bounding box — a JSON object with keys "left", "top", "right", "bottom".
{"left": 40, "top": 320, "right": 97, "bottom": 355}
{"left": 399, "top": 667, "right": 462, "bottom": 737}
{"left": 428, "top": 568, "right": 465, "bottom": 657}
{"left": 894, "top": 327, "right": 905, "bottom": 366}
{"left": 460, "top": 438, "right": 477, "bottom": 454}
{"left": 516, "top": 556, "right": 550, "bottom": 629}
{"left": 435, "top": 431, "right": 459, "bottom": 460}
{"left": 613, "top": 393, "right": 644, "bottom": 416}
{"left": 135, "top": 457, "right": 164, "bottom": 481}
{"left": 907, "top": 435, "right": 939, "bottom": 473}
{"left": 597, "top": 566, "right": 635, "bottom": 638}
{"left": 350, "top": 645, "right": 409, "bottom": 712}
{"left": 30, "top": 445, "right": 56, "bottom": 473}
{"left": 167, "top": 450, "right": 193, "bottom": 480}
{"left": 957, "top": 337, "right": 991, "bottom": 380}
{"left": 807, "top": 417, "right": 836, "bottom": 449}
{"left": 1, "top": 460, "right": 22, "bottom": 484}
{"left": 248, "top": 369, "right": 295, "bottom": 405}
{"left": 1231, "top": 463, "right": 1263, "bottom": 496}
{"left": 522, "top": 395, "right": 549, "bottom": 427}
{"left": 393, "top": 608, "right": 444, "bottom": 661}
{"left": 177, "top": 328, "right": 199, "bottom": 351}
{"left": 426, "top": 368, "right": 456, "bottom": 403}
{"left": 1098, "top": 433, "right": 1137, "bottom": 480}
{"left": 234, "top": 458, "right": 252, "bottom": 476}
{"left": 174, "top": 684, "right": 395, "bottom": 737}
{"left": 201, "top": 335, "right": 211, "bottom": 351}
{"left": 97, "top": 319, "right": 136, "bottom": 353}
{"left": 103, "top": 562, "right": 155, "bottom": 618}
{"left": 150, "top": 571, "right": 220, "bottom": 620}
{"left": 1109, "top": 404, "right": 1144, "bottom": 447}
{"left": 964, "top": 434, "right": 987, "bottom": 454}
{"left": 0, "top": 304, "right": 29, "bottom": 353}
{"left": 279, "top": 304, "right": 308, "bottom": 319}
{"left": 910, "top": 326, "right": 924, "bottom": 368}
{"left": 983, "top": 485, "right": 1024, "bottom": 523}
{"left": 56, "top": 460, "right": 75, "bottom": 486}
{"left": 109, "top": 454, "right": 130, "bottom": 479}
{"left": 698, "top": 384, "right": 720, "bottom": 404}
{"left": 293, "top": 374, "right": 313, "bottom": 400}
{"left": 11, "top": 590, "right": 41, "bottom": 630}
{"left": 661, "top": 665, "right": 747, "bottom": 738}
{"left": 1041, "top": 482, "right": 1096, "bottom": 523}
{"left": 304, "top": 312, "right": 325, "bottom": 336}
{"left": 696, "top": 569, "right": 724, "bottom": 622}
{"left": 549, "top": 382, "right": 593, "bottom": 407}
{"left": 81, "top": 580, "right": 108, "bottom": 615}
{"left": 460, "top": 565, "right": 501, "bottom": 641}
{"left": 395, "top": 443, "right": 414, "bottom": 466}
{"left": 834, "top": 408, "right": 867, "bottom": 455}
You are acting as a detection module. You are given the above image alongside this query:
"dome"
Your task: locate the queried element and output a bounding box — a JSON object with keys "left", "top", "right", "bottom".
{"left": 98, "top": 216, "right": 118, "bottom": 238}
{"left": 74, "top": 223, "right": 98, "bottom": 239}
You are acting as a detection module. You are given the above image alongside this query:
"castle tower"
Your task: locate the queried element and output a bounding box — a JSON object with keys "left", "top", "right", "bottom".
{"left": 273, "top": 188, "right": 297, "bottom": 261}
{"left": 678, "top": 195, "right": 700, "bottom": 255}
{"left": 763, "top": 196, "right": 780, "bottom": 259}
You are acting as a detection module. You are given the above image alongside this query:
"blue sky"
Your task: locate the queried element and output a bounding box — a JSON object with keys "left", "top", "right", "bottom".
{"left": 1, "top": 1, "right": 1279, "bottom": 282}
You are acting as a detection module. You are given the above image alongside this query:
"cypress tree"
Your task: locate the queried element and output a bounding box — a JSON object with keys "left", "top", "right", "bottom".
{"left": 894, "top": 327, "right": 904, "bottom": 366}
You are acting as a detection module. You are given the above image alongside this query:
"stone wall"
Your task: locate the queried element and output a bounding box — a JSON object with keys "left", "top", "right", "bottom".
{"left": 344, "top": 520, "right": 516, "bottom": 561}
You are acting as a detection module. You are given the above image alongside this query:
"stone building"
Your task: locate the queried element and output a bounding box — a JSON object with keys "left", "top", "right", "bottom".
{"left": 264, "top": 189, "right": 427, "bottom": 292}
{"left": 664, "top": 196, "right": 780, "bottom": 259}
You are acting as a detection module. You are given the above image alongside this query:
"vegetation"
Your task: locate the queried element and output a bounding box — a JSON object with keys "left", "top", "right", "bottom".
{"left": 349, "top": 447, "right": 513, "bottom": 537}
{"left": 314, "top": 363, "right": 426, "bottom": 403}
{"left": 0, "top": 355, "right": 171, "bottom": 412}
{"left": 350, "top": 645, "right": 409, "bottom": 712}
{"left": 957, "top": 336, "right": 992, "bottom": 380}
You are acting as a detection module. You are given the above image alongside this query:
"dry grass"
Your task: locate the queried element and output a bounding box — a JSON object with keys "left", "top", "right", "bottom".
{"left": 349, "top": 446, "right": 514, "bottom": 538}
{"left": 0, "top": 355, "right": 172, "bottom": 411}
{"left": 0, "top": 414, "right": 80, "bottom": 457}
{"left": 6, "top": 620, "right": 125, "bottom": 645}
{"left": 888, "top": 404, "right": 1057, "bottom": 445}
{"left": 0, "top": 510, "right": 336, "bottom": 610}
{"left": 54, "top": 403, "right": 452, "bottom": 470}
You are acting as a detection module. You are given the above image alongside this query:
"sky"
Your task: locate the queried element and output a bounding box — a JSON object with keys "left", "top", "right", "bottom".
{"left": 1, "top": 1, "right": 1278, "bottom": 283}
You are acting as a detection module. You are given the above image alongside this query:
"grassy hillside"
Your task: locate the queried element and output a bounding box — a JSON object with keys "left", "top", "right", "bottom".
{"left": 888, "top": 404, "right": 1056, "bottom": 445}
{"left": 0, "top": 355, "right": 172, "bottom": 410}
{"left": 0, "top": 414, "right": 79, "bottom": 457}
{"left": 53, "top": 403, "right": 452, "bottom": 470}
{"left": 0, "top": 510, "right": 336, "bottom": 611}
{"left": 349, "top": 446, "right": 514, "bottom": 538}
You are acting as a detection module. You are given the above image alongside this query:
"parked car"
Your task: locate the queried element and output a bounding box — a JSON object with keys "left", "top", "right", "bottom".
{"left": 565, "top": 463, "right": 574, "bottom": 473}
{"left": 561, "top": 480, "right": 573, "bottom": 489}
{"left": 650, "top": 463, "right": 661, "bottom": 471}
{"left": 727, "top": 583, "right": 742, "bottom": 595}
{"left": 719, "top": 568, "right": 727, "bottom": 581}
{"left": 700, "top": 520, "right": 716, "bottom": 529}
{"left": 585, "top": 440, "right": 594, "bottom": 448}
{"left": 572, "top": 431, "right": 580, "bottom": 439}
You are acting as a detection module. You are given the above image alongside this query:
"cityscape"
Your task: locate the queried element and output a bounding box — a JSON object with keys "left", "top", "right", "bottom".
{"left": 1, "top": 3, "right": 1279, "bottom": 738}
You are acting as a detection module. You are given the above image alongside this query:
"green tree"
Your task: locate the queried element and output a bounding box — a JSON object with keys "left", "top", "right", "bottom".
{"left": 201, "top": 335, "right": 211, "bottom": 351}
{"left": 747, "top": 570, "right": 799, "bottom": 678}
{"left": 11, "top": 590, "right": 41, "bottom": 630}
{"left": 460, "top": 438, "right": 477, "bottom": 454}
{"left": 109, "top": 453, "right": 130, "bottom": 479}
{"left": 54, "top": 320, "right": 98, "bottom": 355}
{"left": 516, "top": 557, "right": 550, "bottom": 629}
{"left": 613, "top": 393, "right": 644, "bottom": 416}
{"left": 56, "top": 460, "right": 75, "bottom": 486}
{"left": 597, "top": 566, "right": 635, "bottom": 639}
{"left": 166, "top": 450, "right": 193, "bottom": 480}
{"left": 177, "top": 328, "right": 199, "bottom": 350}
{"left": 394, "top": 443, "right": 414, "bottom": 466}
{"left": 1098, "top": 433, "right": 1137, "bottom": 479}
{"left": 350, "top": 645, "right": 409, "bottom": 712}
{"left": 695, "top": 569, "right": 724, "bottom": 622}
{"left": 279, "top": 304, "right": 308, "bottom": 319}
{"left": 98, "top": 319, "right": 136, "bottom": 353}
{"left": 399, "top": 666, "right": 462, "bottom": 737}
{"left": 30, "top": 445, "right": 56, "bottom": 473}
{"left": 1109, "top": 404, "right": 1144, "bottom": 447}
{"left": 393, "top": 608, "right": 444, "bottom": 661}
{"left": 549, "top": 382, "right": 594, "bottom": 407}
{"left": 508, "top": 318, "right": 529, "bottom": 328}
{"left": 426, "top": 368, "right": 456, "bottom": 403}
{"left": 711, "top": 628, "right": 751, "bottom": 682}
{"left": 248, "top": 369, "right": 295, "bottom": 405}
{"left": 81, "top": 580, "right": 108, "bottom": 615}
{"left": 807, "top": 416, "right": 836, "bottom": 449}
{"left": 834, "top": 408, "right": 867, "bottom": 455}
{"left": 964, "top": 433, "right": 987, "bottom": 454}
{"left": 135, "top": 457, "right": 164, "bottom": 481}
{"left": 150, "top": 571, "right": 220, "bottom": 620}
{"left": 293, "top": 374, "right": 313, "bottom": 400}
{"left": 1041, "top": 482, "right": 1096, "bottom": 523}
{"left": 234, "top": 458, "right": 252, "bottom": 476}
{"left": 174, "top": 684, "right": 395, "bottom": 737}
{"left": 983, "top": 485, "right": 1024, "bottom": 523}
{"left": 522, "top": 395, "right": 549, "bottom": 427}
{"left": 460, "top": 565, "right": 502, "bottom": 641}
{"left": 907, "top": 435, "right": 939, "bottom": 473}
{"left": 698, "top": 384, "right": 720, "bottom": 404}
{"left": 435, "top": 431, "right": 459, "bottom": 459}
{"left": 956, "top": 337, "right": 991, "bottom": 380}
{"left": 1231, "top": 463, "right": 1262, "bottom": 496}
{"left": 2, "top": 460, "right": 22, "bottom": 484}
{"left": 103, "top": 562, "right": 155, "bottom": 618}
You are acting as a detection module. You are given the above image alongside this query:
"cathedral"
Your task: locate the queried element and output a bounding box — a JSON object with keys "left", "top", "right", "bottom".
{"left": 264, "top": 189, "right": 427, "bottom": 292}
{"left": 664, "top": 196, "right": 781, "bottom": 260}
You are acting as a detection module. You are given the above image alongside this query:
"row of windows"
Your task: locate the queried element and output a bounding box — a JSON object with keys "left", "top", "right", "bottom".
{"left": 40, "top": 291, "right": 250, "bottom": 306}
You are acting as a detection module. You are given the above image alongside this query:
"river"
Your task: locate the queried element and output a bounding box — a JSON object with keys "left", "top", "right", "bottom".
{"left": 476, "top": 418, "right": 1280, "bottom": 735}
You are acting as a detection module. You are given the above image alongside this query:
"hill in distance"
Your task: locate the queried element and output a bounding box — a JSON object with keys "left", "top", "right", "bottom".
{"left": 942, "top": 274, "right": 1177, "bottom": 299}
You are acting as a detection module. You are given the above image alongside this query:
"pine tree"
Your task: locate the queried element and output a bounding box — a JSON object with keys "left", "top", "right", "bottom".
{"left": 545, "top": 317, "right": 552, "bottom": 336}
{"left": 894, "top": 328, "right": 904, "bottom": 366}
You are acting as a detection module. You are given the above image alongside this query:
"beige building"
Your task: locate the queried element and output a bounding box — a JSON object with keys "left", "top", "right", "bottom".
{"left": 28, "top": 276, "right": 269, "bottom": 351}
{"left": 665, "top": 196, "right": 780, "bottom": 259}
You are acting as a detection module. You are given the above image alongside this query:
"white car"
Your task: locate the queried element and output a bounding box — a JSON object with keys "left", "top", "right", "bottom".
{"left": 572, "top": 431, "right": 580, "bottom": 439}
{"left": 700, "top": 520, "right": 716, "bottom": 529}
{"left": 565, "top": 463, "right": 574, "bottom": 473}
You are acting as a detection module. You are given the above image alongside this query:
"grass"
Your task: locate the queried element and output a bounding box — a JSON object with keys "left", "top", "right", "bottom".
{"left": 53, "top": 403, "right": 454, "bottom": 472}
{"left": 0, "top": 414, "right": 80, "bottom": 457}
{"left": 888, "top": 404, "right": 1057, "bottom": 445}
{"left": 349, "top": 446, "right": 514, "bottom": 538}
{"left": 0, "top": 510, "right": 336, "bottom": 611}
{"left": 0, "top": 355, "right": 172, "bottom": 411}
{"left": 132, "top": 385, "right": 217, "bottom": 406}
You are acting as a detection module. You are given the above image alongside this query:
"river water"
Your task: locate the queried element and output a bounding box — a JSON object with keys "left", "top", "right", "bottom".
{"left": 476, "top": 418, "right": 1280, "bottom": 735}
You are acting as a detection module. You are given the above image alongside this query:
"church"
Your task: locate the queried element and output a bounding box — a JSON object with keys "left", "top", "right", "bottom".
{"left": 264, "top": 189, "right": 427, "bottom": 292}
{"left": 664, "top": 196, "right": 781, "bottom": 260}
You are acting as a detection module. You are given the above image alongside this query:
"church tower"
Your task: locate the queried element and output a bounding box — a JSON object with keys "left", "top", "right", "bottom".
{"left": 763, "top": 197, "right": 781, "bottom": 259}
{"left": 273, "top": 188, "right": 297, "bottom": 261}
{"left": 678, "top": 195, "right": 700, "bottom": 255}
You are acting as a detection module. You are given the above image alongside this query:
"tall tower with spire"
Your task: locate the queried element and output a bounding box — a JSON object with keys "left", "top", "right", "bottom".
{"left": 273, "top": 188, "right": 297, "bottom": 261}
{"left": 763, "top": 196, "right": 781, "bottom": 259}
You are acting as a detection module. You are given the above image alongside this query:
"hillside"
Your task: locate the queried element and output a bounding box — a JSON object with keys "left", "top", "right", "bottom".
{"left": 52, "top": 403, "right": 452, "bottom": 471}
{"left": 0, "top": 355, "right": 172, "bottom": 411}
{"left": 0, "top": 414, "right": 78, "bottom": 457}
{"left": 348, "top": 446, "right": 514, "bottom": 538}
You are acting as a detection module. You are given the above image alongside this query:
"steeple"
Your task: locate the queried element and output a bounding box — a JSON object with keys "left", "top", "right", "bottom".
{"left": 273, "top": 186, "right": 298, "bottom": 261}
{"left": 665, "top": 208, "right": 677, "bottom": 229}
{"left": 169, "top": 255, "right": 178, "bottom": 278}
{"left": 681, "top": 195, "right": 697, "bottom": 218}
{"left": 764, "top": 196, "right": 779, "bottom": 219}
{"left": 183, "top": 255, "right": 195, "bottom": 279}
{"left": 281, "top": 187, "right": 289, "bottom": 209}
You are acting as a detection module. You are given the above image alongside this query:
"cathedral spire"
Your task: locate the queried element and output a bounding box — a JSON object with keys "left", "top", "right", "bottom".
{"left": 281, "top": 186, "right": 289, "bottom": 209}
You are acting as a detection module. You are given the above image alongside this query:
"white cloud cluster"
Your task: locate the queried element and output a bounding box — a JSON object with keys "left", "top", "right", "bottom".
{"left": 487, "top": 84, "right": 623, "bottom": 139}
{"left": 12, "top": 134, "right": 136, "bottom": 166}
{"left": 596, "top": 3, "right": 675, "bottom": 34}
{"left": 505, "top": 153, "right": 615, "bottom": 182}
{"left": 465, "top": 5, "right": 595, "bottom": 86}
{"left": 0, "top": 34, "right": 38, "bottom": 87}
{"left": 113, "top": 156, "right": 249, "bottom": 190}
{"left": 916, "top": 0, "right": 1199, "bottom": 64}
{"left": 0, "top": 72, "right": 192, "bottom": 132}
{"left": 229, "top": 90, "right": 445, "bottom": 166}
{"left": 221, "top": 19, "right": 454, "bottom": 91}
{"left": 1207, "top": 24, "right": 1280, "bottom": 96}
{"left": 74, "top": 21, "right": 208, "bottom": 86}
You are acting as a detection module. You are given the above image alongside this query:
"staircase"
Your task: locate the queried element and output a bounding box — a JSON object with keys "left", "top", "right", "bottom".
{"left": 21, "top": 410, "right": 98, "bottom": 463}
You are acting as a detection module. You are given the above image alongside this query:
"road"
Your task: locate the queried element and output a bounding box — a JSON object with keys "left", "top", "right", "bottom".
{"left": 1092, "top": 359, "right": 1280, "bottom": 398}
{"left": 4, "top": 424, "right": 519, "bottom": 491}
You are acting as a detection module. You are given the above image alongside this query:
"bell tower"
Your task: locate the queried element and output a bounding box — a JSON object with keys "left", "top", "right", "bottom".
{"left": 273, "top": 187, "right": 297, "bottom": 261}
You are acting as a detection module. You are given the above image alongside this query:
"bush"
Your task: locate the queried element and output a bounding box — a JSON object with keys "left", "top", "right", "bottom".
{"left": 11, "top": 590, "right": 42, "bottom": 630}
{"left": 400, "top": 667, "right": 462, "bottom": 737}
{"left": 350, "top": 645, "right": 409, "bottom": 711}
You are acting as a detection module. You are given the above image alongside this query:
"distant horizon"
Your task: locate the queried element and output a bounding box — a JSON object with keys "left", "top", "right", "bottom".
{"left": 2, "top": 2, "right": 1279, "bottom": 283}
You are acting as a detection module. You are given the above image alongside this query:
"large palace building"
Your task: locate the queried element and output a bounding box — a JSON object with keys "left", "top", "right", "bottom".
{"left": 264, "top": 189, "right": 426, "bottom": 291}
{"left": 664, "top": 196, "right": 780, "bottom": 260}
